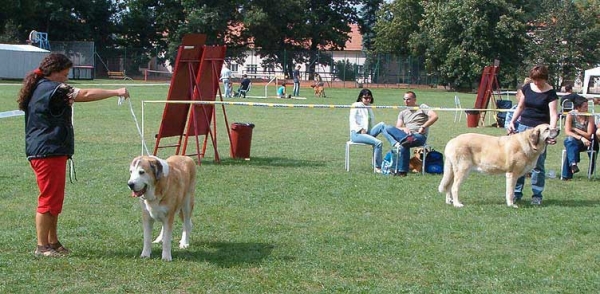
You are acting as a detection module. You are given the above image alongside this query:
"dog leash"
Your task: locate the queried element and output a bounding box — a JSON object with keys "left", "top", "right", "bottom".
{"left": 119, "top": 96, "right": 151, "bottom": 155}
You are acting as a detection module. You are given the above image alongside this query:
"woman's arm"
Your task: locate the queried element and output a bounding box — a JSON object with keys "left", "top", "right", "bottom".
{"left": 74, "top": 87, "right": 129, "bottom": 102}
{"left": 508, "top": 97, "right": 525, "bottom": 132}
{"left": 548, "top": 99, "right": 558, "bottom": 129}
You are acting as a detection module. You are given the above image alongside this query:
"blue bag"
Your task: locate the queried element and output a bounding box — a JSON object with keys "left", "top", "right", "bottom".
{"left": 381, "top": 150, "right": 397, "bottom": 175}
{"left": 425, "top": 150, "right": 444, "bottom": 174}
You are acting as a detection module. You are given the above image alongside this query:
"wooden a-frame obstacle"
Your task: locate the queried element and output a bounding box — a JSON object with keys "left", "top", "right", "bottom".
{"left": 152, "top": 34, "right": 231, "bottom": 164}
{"left": 473, "top": 60, "right": 501, "bottom": 127}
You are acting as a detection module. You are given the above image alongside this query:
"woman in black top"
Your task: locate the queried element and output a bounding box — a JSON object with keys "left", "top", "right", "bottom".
{"left": 507, "top": 65, "right": 558, "bottom": 205}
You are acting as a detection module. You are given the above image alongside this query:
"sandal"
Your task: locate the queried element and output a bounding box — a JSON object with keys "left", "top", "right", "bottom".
{"left": 49, "top": 242, "right": 70, "bottom": 255}
{"left": 34, "top": 245, "right": 62, "bottom": 257}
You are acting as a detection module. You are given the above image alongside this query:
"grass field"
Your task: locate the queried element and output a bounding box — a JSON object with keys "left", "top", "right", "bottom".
{"left": 1, "top": 80, "right": 599, "bottom": 293}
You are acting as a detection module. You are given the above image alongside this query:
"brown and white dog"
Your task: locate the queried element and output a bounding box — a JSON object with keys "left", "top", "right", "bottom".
{"left": 438, "top": 124, "right": 559, "bottom": 208}
{"left": 409, "top": 147, "right": 425, "bottom": 173}
{"left": 310, "top": 83, "right": 326, "bottom": 97}
{"left": 127, "top": 155, "right": 196, "bottom": 261}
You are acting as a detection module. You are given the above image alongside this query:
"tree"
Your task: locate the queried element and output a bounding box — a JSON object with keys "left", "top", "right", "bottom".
{"left": 372, "top": 0, "right": 423, "bottom": 55}
{"left": 0, "top": 0, "right": 119, "bottom": 44}
{"left": 240, "top": 0, "right": 361, "bottom": 79}
{"left": 358, "top": 0, "right": 383, "bottom": 83}
{"left": 410, "top": 0, "right": 528, "bottom": 90}
{"left": 525, "top": 0, "right": 600, "bottom": 89}
{"left": 358, "top": 0, "right": 383, "bottom": 51}
{"left": 119, "top": 0, "right": 187, "bottom": 69}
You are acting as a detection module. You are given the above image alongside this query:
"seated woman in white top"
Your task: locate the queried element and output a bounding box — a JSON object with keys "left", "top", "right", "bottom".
{"left": 349, "top": 89, "right": 389, "bottom": 173}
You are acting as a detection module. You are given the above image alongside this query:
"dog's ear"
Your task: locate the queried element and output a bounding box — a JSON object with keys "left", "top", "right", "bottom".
{"left": 150, "top": 159, "right": 163, "bottom": 180}
{"left": 529, "top": 128, "right": 541, "bottom": 150}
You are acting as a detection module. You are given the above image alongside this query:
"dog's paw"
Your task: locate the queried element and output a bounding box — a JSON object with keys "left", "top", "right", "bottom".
{"left": 161, "top": 254, "right": 172, "bottom": 262}
{"left": 140, "top": 252, "right": 151, "bottom": 258}
{"left": 508, "top": 203, "right": 519, "bottom": 208}
{"left": 453, "top": 202, "right": 464, "bottom": 208}
{"left": 179, "top": 242, "right": 189, "bottom": 249}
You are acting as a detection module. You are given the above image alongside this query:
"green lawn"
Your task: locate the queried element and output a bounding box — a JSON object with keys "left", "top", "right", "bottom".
{"left": 1, "top": 81, "right": 599, "bottom": 293}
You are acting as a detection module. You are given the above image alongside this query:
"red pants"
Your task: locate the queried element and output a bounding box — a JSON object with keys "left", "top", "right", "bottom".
{"left": 30, "top": 156, "right": 67, "bottom": 215}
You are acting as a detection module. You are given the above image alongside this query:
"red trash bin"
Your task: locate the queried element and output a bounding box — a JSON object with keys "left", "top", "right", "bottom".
{"left": 230, "top": 123, "right": 255, "bottom": 159}
{"left": 465, "top": 110, "right": 481, "bottom": 128}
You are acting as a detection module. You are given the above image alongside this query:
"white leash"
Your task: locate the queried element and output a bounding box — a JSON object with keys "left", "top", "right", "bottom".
{"left": 119, "top": 96, "right": 151, "bottom": 155}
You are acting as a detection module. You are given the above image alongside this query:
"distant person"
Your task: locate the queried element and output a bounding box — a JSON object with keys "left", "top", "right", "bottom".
{"left": 220, "top": 64, "right": 233, "bottom": 98}
{"left": 292, "top": 65, "right": 301, "bottom": 97}
{"left": 17, "top": 53, "right": 130, "bottom": 257}
{"left": 560, "top": 83, "right": 577, "bottom": 112}
{"left": 236, "top": 74, "right": 251, "bottom": 98}
{"left": 507, "top": 65, "right": 559, "bottom": 205}
{"left": 277, "top": 81, "right": 290, "bottom": 98}
{"left": 313, "top": 73, "right": 326, "bottom": 98}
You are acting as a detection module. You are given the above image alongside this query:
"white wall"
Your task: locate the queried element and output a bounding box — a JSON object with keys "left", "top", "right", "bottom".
{"left": 0, "top": 44, "right": 50, "bottom": 79}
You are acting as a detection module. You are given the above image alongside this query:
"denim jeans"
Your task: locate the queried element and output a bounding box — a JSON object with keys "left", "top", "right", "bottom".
{"left": 384, "top": 126, "right": 427, "bottom": 172}
{"left": 561, "top": 136, "right": 597, "bottom": 179}
{"left": 350, "top": 122, "right": 388, "bottom": 169}
{"left": 223, "top": 79, "right": 232, "bottom": 97}
{"left": 514, "top": 124, "right": 547, "bottom": 199}
{"left": 293, "top": 81, "right": 300, "bottom": 96}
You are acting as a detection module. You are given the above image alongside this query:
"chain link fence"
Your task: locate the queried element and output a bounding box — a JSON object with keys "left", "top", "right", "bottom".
{"left": 49, "top": 43, "right": 440, "bottom": 87}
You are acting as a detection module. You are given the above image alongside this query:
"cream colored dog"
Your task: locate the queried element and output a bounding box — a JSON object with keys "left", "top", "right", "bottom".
{"left": 127, "top": 155, "right": 196, "bottom": 261}
{"left": 438, "top": 124, "right": 559, "bottom": 208}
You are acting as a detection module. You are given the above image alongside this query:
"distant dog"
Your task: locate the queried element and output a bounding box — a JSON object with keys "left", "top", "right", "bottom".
{"left": 310, "top": 83, "right": 326, "bottom": 97}
{"left": 127, "top": 155, "right": 196, "bottom": 261}
{"left": 438, "top": 124, "right": 559, "bottom": 208}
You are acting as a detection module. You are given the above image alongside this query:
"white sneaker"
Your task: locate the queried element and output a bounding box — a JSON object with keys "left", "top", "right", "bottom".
{"left": 375, "top": 168, "right": 382, "bottom": 174}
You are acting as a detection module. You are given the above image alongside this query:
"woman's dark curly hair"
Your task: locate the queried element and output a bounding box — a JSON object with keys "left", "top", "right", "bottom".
{"left": 17, "top": 53, "right": 73, "bottom": 111}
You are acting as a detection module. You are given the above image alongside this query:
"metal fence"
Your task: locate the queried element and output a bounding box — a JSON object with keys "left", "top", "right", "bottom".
{"left": 48, "top": 43, "right": 440, "bottom": 86}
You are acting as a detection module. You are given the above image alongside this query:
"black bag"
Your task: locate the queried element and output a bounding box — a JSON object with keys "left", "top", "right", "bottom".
{"left": 425, "top": 150, "right": 444, "bottom": 174}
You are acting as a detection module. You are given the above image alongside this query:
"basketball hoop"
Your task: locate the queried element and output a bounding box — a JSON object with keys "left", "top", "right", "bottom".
{"left": 27, "top": 30, "right": 50, "bottom": 50}
{"left": 28, "top": 30, "right": 39, "bottom": 44}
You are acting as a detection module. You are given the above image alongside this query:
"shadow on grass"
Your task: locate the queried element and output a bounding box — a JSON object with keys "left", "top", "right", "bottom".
{"left": 178, "top": 241, "right": 277, "bottom": 267}
{"left": 93, "top": 241, "right": 278, "bottom": 266}
{"left": 538, "top": 199, "right": 600, "bottom": 207}
{"left": 199, "top": 157, "right": 326, "bottom": 168}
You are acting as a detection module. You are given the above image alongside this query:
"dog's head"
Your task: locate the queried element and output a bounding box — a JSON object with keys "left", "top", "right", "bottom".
{"left": 528, "top": 124, "right": 560, "bottom": 151}
{"left": 127, "top": 156, "right": 170, "bottom": 200}
{"left": 413, "top": 146, "right": 432, "bottom": 160}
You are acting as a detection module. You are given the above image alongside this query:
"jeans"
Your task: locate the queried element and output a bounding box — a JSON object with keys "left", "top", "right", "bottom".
{"left": 561, "top": 137, "right": 597, "bottom": 179}
{"left": 384, "top": 126, "right": 427, "bottom": 172}
{"left": 514, "top": 124, "right": 546, "bottom": 199}
{"left": 223, "top": 79, "right": 232, "bottom": 98}
{"left": 293, "top": 81, "right": 300, "bottom": 96}
{"left": 350, "top": 122, "right": 389, "bottom": 169}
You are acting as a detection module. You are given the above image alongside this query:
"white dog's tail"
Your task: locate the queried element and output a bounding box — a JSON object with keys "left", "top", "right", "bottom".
{"left": 438, "top": 156, "right": 453, "bottom": 193}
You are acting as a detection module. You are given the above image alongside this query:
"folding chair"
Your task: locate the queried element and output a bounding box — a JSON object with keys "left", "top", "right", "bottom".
{"left": 345, "top": 141, "right": 377, "bottom": 172}
{"left": 560, "top": 134, "right": 597, "bottom": 180}
{"left": 559, "top": 100, "right": 573, "bottom": 130}
{"left": 236, "top": 82, "right": 252, "bottom": 98}
{"left": 454, "top": 95, "right": 464, "bottom": 123}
